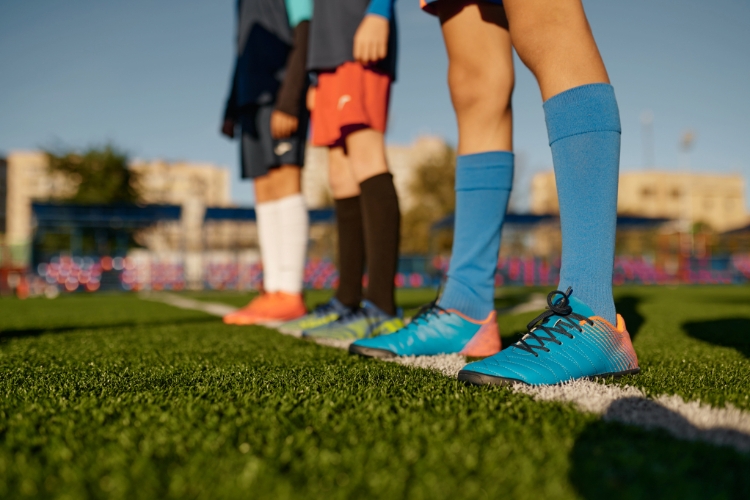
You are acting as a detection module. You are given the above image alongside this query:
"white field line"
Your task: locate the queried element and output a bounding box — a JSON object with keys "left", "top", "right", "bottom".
{"left": 142, "top": 292, "right": 750, "bottom": 454}
{"left": 498, "top": 293, "right": 549, "bottom": 315}
{"left": 140, "top": 292, "right": 237, "bottom": 317}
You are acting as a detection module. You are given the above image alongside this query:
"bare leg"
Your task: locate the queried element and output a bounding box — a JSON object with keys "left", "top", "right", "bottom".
{"left": 343, "top": 128, "right": 389, "bottom": 183}
{"left": 327, "top": 147, "right": 360, "bottom": 199}
{"left": 439, "top": 2, "right": 514, "bottom": 155}
{"left": 254, "top": 164, "right": 302, "bottom": 203}
{"left": 503, "top": 0, "right": 608, "bottom": 100}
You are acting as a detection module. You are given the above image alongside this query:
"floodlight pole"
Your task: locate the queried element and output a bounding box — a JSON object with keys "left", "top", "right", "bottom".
{"left": 640, "top": 110, "right": 654, "bottom": 169}
{"left": 680, "top": 130, "right": 696, "bottom": 257}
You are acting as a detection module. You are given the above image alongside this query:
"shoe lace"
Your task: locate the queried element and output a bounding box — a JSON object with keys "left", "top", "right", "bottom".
{"left": 330, "top": 306, "right": 364, "bottom": 325}
{"left": 312, "top": 301, "right": 338, "bottom": 316}
{"left": 408, "top": 299, "right": 452, "bottom": 328}
{"left": 511, "top": 287, "right": 593, "bottom": 357}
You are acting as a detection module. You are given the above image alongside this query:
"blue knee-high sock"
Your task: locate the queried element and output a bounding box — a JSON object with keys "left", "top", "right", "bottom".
{"left": 438, "top": 151, "right": 514, "bottom": 320}
{"left": 544, "top": 83, "right": 621, "bottom": 324}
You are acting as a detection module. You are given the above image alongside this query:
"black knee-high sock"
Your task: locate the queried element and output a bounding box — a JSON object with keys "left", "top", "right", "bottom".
{"left": 360, "top": 173, "right": 400, "bottom": 316}
{"left": 334, "top": 196, "right": 366, "bottom": 309}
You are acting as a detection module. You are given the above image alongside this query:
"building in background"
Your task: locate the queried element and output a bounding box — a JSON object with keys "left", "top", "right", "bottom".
{"left": 5, "top": 148, "right": 750, "bottom": 294}
{"left": 531, "top": 170, "right": 748, "bottom": 232}
{"left": 302, "top": 136, "right": 447, "bottom": 211}
{"left": 4, "top": 151, "right": 78, "bottom": 249}
{"left": 130, "top": 159, "right": 231, "bottom": 252}
{"left": 1, "top": 151, "right": 230, "bottom": 257}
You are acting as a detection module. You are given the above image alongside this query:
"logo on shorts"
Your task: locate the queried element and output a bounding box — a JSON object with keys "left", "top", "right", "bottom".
{"left": 274, "top": 142, "right": 293, "bottom": 156}
{"left": 337, "top": 95, "right": 352, "bottom": 110}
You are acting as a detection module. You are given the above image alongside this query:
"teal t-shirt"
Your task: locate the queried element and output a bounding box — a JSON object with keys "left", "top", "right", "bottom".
{"left": 285, "top": 0, "right": 312, "bottom": 27}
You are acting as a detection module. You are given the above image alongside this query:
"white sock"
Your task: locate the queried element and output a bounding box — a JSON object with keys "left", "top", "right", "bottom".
{"left": 276, "top": 193, "right": 309, "bottom": 294}
{"left": 255, "top": 199, "right": 281, "bottom": 293}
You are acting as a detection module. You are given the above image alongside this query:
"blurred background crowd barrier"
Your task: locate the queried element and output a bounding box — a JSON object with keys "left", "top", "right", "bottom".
{"left": 3, "top": 144, "right": 750, "bottom": 298}
{"left": 6, "top": 253, "right": 750, "bottom": 299}
{"left": 4, "top": 206, "right": 750, "bottom": 299}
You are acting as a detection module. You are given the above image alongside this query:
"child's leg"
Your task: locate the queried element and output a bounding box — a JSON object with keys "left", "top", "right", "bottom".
{"left": 441, "top": 2, "right": 513, "bottom": 156}
{"left": 347, "top": 9, "right": 513, "bottom": 356}
{"left": 328, "top": 146, "right": 366, "bottom": 309}
{"left": 254, "top": 165, "right": 308, "bottom": 295}
{"left": 437, "top": 2, "right": 515, "bottom": 320}
{"left": 346, "top": 128, "right": 400, "bottom": 316}
{"left": 254, "top": 165, "right": 302, "bottom": 203}
{"left": 505, "top": 0, "right": 619, "bottom": 323}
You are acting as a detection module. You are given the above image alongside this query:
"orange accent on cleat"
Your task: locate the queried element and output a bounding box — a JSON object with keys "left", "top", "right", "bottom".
{"left": 459, "top": 311, "right": 502, "bottom": 357}
{"left": 223, "top": 293, "right": 274, "bottom": 325}
{"left": 223, "top": 292, "right": 307, "bottom": 326}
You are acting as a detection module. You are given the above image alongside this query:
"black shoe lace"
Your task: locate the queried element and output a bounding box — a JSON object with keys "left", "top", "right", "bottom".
{"left": 409, "top": 299, "right": 452, "bottom": 327}
{"left": 313, "top": 301, "right": 337, "bottom": 315}
{"left": 512, "top": 287, "right": 593, "bottom": 357}
{"left": 326, "top": 305, "right": 362, "bottom": 325}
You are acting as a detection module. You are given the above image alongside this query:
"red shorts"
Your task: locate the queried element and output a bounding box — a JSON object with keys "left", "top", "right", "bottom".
{"left": 310, "top": 62, "right": 392, "bottom": 147}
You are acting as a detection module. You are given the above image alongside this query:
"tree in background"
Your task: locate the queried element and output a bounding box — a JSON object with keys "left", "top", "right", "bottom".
{"left": 401, "top": 145, "right": 456, "bottom": 255}
{"left": 45, "top": 144, "right": 140, "bottom": 204}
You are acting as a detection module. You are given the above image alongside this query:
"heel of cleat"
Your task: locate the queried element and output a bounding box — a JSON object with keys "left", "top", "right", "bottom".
{"left": 459, "top": 311, "right": 501, "bottom": 357}
{"left": 613, "top": 314, "right": 640, "bottom": 372}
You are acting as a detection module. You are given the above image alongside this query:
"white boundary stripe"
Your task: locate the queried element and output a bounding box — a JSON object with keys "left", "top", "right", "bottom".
{"left": 140, "top": 292, "right": 237, "bottom": 317}
{"left": 499, "top": 293, "right": 549, "bottom": 315}
{"left": 142, "top": 293, "right": 750, "bottom": 454}
{"left": 516, "top": 380, "right": 750, "bottom": 453}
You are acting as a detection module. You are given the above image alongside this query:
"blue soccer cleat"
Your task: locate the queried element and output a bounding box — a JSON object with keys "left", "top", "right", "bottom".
{"left": 458, "top": 288, "right": 640, "bottom": 386}
{"left": 348, "top": 301, "right": 501, "bottom": 359}
{"left": 302, "top": 300, "right": 404, "bottom": 340}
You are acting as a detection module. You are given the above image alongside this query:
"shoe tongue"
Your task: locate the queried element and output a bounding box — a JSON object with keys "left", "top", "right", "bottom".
{"left": 329, "top": 297, "right": 349, "bottom": 314}
{"left": 565, "top": 296, "right": 594, "bottom": 318}
{"left": 361, "top": 300, "right": 384, "bottom": 316}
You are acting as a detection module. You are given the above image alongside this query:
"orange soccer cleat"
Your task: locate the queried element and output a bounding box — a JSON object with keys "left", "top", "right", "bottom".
{"left": 222, "top": 292, "right": 307, "bottom": 326}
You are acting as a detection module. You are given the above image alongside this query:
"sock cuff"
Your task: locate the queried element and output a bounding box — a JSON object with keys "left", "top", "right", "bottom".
{"left": 455, "top": 151, "right": 514, "bottom": 191}
{"left": 275, "top": 193, "right": 306, "bottom": 209}
{"left": 439, "top": 275, "right": 493, "bottom": 320}
{"left": 334, "top": 195, "right": 361, "bottom": 204}
{"left": 334, "top": 196, "right": 361, "bottom": 218}
{"left": 543, "top": 83, "right": 621, "bottom": 145}
{"left": 255, "top": 199, "right": 279, "bottom": 214}
{"left": 360, "top": 172, "right": 395, "bottom": 190}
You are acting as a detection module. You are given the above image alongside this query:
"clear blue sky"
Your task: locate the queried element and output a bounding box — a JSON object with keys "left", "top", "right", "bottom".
{"left": 1, "top": 0, "right": 748, "bottom": 207}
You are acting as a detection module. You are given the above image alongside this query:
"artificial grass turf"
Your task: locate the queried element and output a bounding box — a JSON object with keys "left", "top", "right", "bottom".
{"left": 190, "top": 286, "right": 750, "bottom": 410}
{"left": 182, "top": 287, "right": 546, "bottom": 317}
{"left": 492, "top": 286, "right": 750, "bottom": 411}
{"left": 0, "top": 290, "right": 749, "bottom": 499}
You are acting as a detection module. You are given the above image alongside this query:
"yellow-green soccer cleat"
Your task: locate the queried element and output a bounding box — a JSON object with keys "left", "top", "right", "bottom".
{"left": 277, "top": 297, "right": 351, "bottom": 336}
{"left": 302, "top": 300, "right": 404, "bottom": 341}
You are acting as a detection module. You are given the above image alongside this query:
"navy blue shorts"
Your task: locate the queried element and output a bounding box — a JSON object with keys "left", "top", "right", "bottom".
{"left": 421, "top": 0, "right": 503, "bottom": 16}
{"left": 239, "top": 103, "right": 309, "bottom": 179}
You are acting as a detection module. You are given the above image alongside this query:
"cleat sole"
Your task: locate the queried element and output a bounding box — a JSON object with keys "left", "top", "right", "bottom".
{"left": 457, "top": 371, "right": 522, "bottom": 386}
{"left": 458, "top": 367, "right": 641, "bottom": 387}
{"left": 348, "top": 344, "right": 397, "bottom": 359}
{"left": 277, "top": 327, "right": 303, "bottom": 336}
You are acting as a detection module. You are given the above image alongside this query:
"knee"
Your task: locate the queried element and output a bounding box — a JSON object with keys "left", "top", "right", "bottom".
{"left": 327, "top": 162, "right": 356, "bottom": 199}
{"left": 327, "top": 167, "right": 341, "bottom": 191}
{"left": 254, "top": 174, "right": 274, "bottom": 203}
{"left": 508, "top": 2, "right": 598, "bottom": 81}
{"left": 448, "top": 61, "right": 513, "bottom": 119}
{"left": 274, "top": 165, "right": 301, "bottom": 191}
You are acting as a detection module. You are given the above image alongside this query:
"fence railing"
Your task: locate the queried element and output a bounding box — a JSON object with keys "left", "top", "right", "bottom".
{"left": 5, "top": 253, "right": 750, "bottom": 298}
